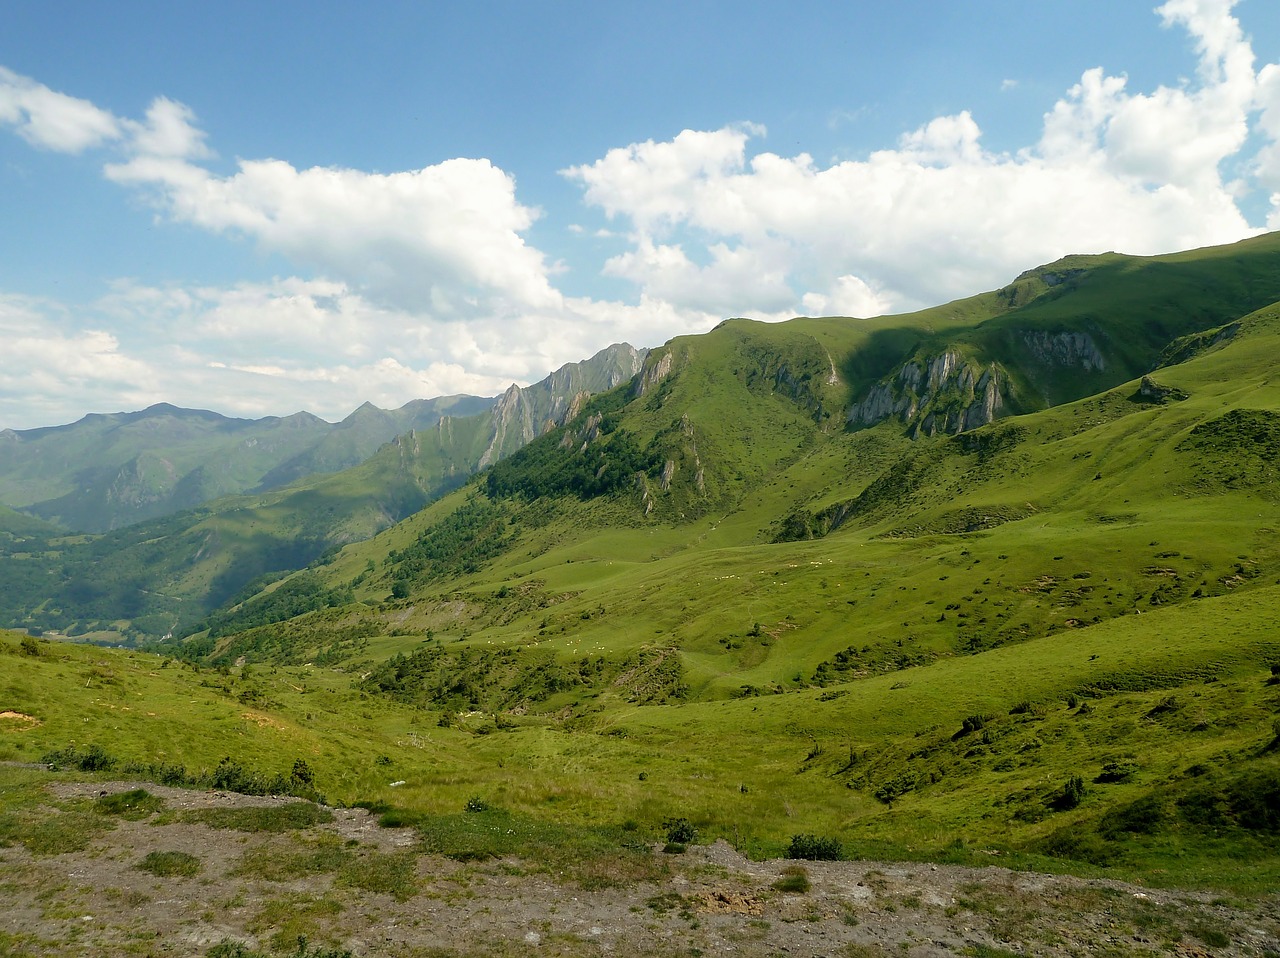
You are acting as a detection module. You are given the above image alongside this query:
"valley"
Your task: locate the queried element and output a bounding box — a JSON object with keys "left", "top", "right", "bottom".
{"left": 3, "top": 235, "right": 1280, "bottom": 956}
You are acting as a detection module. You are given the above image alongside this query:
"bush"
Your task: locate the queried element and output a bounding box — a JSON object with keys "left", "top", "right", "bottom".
{"left": 787, "top": 833, "right": 843, "bottom": 861}
{"left": 664, "top": 817, "right": 697, "bottom": 844}
{"left": 464, "top": 797, "right": 490, "bottom": 813}
{"left": 42, "top": 743, "right": 116, "bottom": 772}
{"left": 291, "top": 759, "right": 315, "bottom": 788}
{"left": 19, "top": 634, "right": 40, "bottom": 656}
{"left": 1053, "top": 775, "right": 1087, "bottom": 811}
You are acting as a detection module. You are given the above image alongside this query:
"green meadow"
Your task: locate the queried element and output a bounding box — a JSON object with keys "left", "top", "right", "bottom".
{"left": 4, "top": 236, "right": 1280, "bottom": 898}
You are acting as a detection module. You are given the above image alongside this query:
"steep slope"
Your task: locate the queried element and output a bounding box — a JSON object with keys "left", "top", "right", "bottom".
{"left": 152, "top": 239, "right": 1280, "bottom": 887}
{"left": 0, "top": 397, "right": 490, "bottom": 532}
{"left": 0, "top": 344, "right": 647, "bottom": 639}
{"left": 255, "top": 393, "right": 494, "bottom": 489}
{"left": 842, "top": 232, "right": 1280, "bottom": 435}
{"left": 7, "top": 237, "right": 1280, "bottom": 892}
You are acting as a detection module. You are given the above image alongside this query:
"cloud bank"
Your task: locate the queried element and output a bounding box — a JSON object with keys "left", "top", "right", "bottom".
{"left": 2, "top": 0, "right": 1279, "bottom": 428}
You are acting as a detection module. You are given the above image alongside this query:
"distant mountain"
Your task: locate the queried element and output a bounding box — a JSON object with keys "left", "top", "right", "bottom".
{"left": 0, "top": 343, "right": 647, "bottom": 637}
{"left": 0, "top": 395, "right": 494, "bottom": 533}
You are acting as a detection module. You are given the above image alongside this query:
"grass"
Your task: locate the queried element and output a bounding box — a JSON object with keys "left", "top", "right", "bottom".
{"left": 235, "top": 833, "right": 354, "bottom": 882}
{"left": 248, "top": 892, "right": 346, "bottom": 953}
{"left": 180, "top": 803, "right": 334, "bottom": 833}
{"left": 95, "top": 788, "right": 164, "bottom": 820}
{"left": 6, "top": 241, "right": 1280, "bottom": 899}
{"left": 335, "top": 850, "right": 418, "bottom": 900}
{"left": 404, "top": 806, "right": 669, "bottom": 890}
{"left": 0, "top": 793, "right": 114, "bottom": 856}
{"left": 137, "top": 850, "right": 202, "bottom": 878}
{"left": 771, "top": 865, "right": 811, "bottom": 894}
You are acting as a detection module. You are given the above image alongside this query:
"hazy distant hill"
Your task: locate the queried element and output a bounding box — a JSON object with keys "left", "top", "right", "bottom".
{"left": 0, "top": 343, "right": 647, "bottom": 637}
{"left": 0, "top": 395, "right": 494, "bottom": 533}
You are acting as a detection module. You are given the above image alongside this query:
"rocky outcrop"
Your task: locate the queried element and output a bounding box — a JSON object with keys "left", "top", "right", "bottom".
{"left": 634, "top": 350, "right": 675, "bottom": 397}
{"left": 849, "top": 350, "right": 1010, "bottom": 437}
{"left": 1022, "top": 330, "right": 1105, "bottom": 371}
{"left": 479, "top": 344, "right": 647, "bottom": 468}
{"left": 1137, "top": 376, "right": 1189, "bottom": 404}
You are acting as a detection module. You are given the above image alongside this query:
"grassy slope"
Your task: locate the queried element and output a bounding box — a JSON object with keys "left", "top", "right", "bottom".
{"left": 7, "top": 240, "right": 1280, "bottom": 893}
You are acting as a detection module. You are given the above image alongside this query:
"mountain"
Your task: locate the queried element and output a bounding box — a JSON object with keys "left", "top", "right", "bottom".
{"left": 6, "top": 236, "right": 1280, "bottom": 892}
{"left": 0, "top": 343, "right": 647, "bottom": 638}
{"left": 0, "top": 395, "right": 492, "bottom": 533}
{"left": 120, "top": 232, "right": 1280, "bottom": 884}
{"left": 0, "top": 394, "right": 499, "bottom": 535}
{"left": 253, "top": 394, "right": 495, "bottom": 489}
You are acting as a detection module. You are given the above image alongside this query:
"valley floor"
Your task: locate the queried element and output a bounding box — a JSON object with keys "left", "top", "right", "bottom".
{"left": 2, "top": 779, "right": 1277, "bottom": 958}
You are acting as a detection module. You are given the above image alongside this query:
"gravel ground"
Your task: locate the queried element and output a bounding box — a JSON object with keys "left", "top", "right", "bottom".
{"left": 1, "top": 780, "right": 1277, "bottom": 957}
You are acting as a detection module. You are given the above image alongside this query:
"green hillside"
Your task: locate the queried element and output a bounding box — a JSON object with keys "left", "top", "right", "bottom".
{"left": 6, "top": 236, "right": 1280, "bottom": 893}
{"left": 0, "top": 345, "right": 646, "bottom": 640}
{"left": 0, "top": 397, "right": 490, "bottom": 533}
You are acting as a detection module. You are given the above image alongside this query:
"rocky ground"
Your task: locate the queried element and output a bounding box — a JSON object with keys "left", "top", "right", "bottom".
{"left": 1, "top": 780, "right": 1278, "bottom": 957}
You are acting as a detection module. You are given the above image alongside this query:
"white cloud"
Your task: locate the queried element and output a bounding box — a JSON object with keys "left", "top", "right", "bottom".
{"left": 0, "top": 67, "right": 122, "bottom": 152}
{"left": 127, "top": 97, "right": 212, "bottom": 160}
{"left": 4, "top": 2, "right": 1280, "bottom": 429}
{"left": 104, "top": 152, "right": 560, "bottom": 316}
{"left": 562, "top": 2, "right": 1276, "bottom": 318}
{"left": 801, "top": 275, "right": 891, "bottom": 319}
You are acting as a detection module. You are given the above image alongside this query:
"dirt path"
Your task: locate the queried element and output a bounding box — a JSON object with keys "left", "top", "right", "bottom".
{"left": 1, "top": 780, "right": 1277, "bottom": 957}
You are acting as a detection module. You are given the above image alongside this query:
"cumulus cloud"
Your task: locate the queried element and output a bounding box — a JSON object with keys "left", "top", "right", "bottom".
{"left": 105, "top": 152, "right": 558, "bottom": 316}
{"left": 0, "top": 67, "right": 122, "bottom": 152}
{"left": 0, "top": 274, "right": 716, "bottom": 429}
{"left": 564, "top": 0, "right": 1277, "bottom": 316}
{"left": 3, "top": 1, "right": 1280, "bottom": 428}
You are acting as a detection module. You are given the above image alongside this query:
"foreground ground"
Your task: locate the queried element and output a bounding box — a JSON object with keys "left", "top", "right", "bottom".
{"left": 1, "top": 779, "right": 1278, "bottom": 958}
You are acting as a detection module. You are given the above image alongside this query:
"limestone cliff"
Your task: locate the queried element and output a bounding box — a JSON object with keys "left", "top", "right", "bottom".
{"left": 849, "top": 349, "right": 1010, "bottom": 438}
{"left": 478, "top": 343, "right": 647, "bottom": 467}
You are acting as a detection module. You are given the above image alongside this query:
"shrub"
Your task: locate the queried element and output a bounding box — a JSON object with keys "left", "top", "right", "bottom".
{"left": 42, "top": 743, "right": 116, "bottom": 772}
{"left": 464, "top": 797, "right": 490, "bottom": 813}
{"left": 19, "top": 634, "right": 40, "bottom": 656}
{"left": 787, "top": 833, "right": 843, "bottom": 861}
{"left": 1053, "top": 775, "right": 1087, "bottom": 811}
{"left": 291, "top": 759, "right": 316, "bottom": 788}
{"left": 664, "top": 817, "right": 697, "bottom": 844}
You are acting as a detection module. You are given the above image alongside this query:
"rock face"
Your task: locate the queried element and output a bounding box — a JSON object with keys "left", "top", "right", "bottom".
{"left": 1137, "top": 376, "right": 1189, "bottom": 404}
{"left": 634, "top": 349, "right": 675, "bottom": 397}
{"left": 478, "top": 343, "right": 647, "bottom": 468}
{"left": 849, "top": 349, "right": 1010, "bottom": 437}
{"left": 1022, "top": 330, "right": 1106, "bottom": 371}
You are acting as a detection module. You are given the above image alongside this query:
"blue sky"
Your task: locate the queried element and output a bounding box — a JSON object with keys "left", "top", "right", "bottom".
{"left": 3, "top": 1, "right": 1280, "bottom": 429}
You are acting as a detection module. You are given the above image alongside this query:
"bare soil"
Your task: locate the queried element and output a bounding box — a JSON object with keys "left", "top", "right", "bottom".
{"left": 2, "top": 780, "right": 1278, "bottom": 957}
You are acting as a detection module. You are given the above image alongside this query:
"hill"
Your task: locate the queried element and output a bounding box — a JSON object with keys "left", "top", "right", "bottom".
{"left": 0, "top": 344, "right": 646, "bottom": 639}
{"left": 4, "top": 235, "right": 1280, "bottom": 898}
{"left": 0, "top": 396, "right": 493, "bottom": 533}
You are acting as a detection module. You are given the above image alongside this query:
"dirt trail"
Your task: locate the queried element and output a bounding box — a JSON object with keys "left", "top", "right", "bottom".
{"left": 2, "top": 780, "right": 1277, "bottom": 957}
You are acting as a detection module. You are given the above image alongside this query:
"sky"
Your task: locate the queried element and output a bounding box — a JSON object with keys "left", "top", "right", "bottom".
{"left": 3, "top": 1, "right": 1280, "bottom": 430}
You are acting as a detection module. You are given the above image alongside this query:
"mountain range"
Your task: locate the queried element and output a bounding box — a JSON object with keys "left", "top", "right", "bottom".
{"left": 4, "top": 232, "right": 1280, "bottom": 890}
{"left": 0, "top": 343, "right": 646, "bottom": 636}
